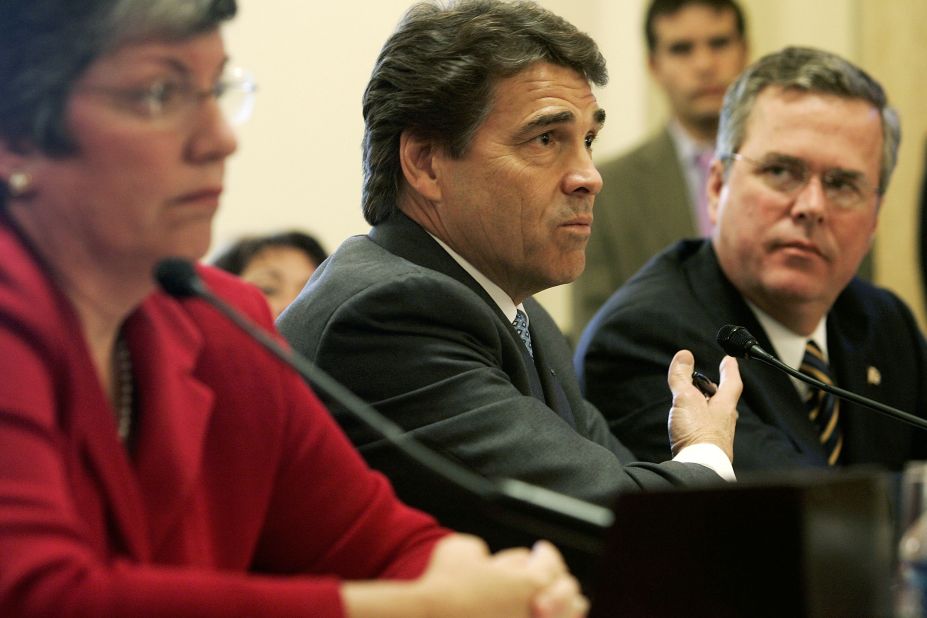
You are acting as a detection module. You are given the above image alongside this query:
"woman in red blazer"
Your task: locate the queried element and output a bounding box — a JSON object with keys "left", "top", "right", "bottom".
{"left": 0, "top": 1, "right": 585, "bottom": 616}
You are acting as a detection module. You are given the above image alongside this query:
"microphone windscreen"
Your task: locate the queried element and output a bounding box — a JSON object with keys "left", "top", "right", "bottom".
{"left": 154, "top": 258, "right": 201, "bottom": 298}
{"left": 716, "top": 324, "right": 758, "bottom": 359}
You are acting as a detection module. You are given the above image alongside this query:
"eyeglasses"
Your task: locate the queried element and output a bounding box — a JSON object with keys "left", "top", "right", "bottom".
{"left": 76, "top": 65, "right": 257, "bottom": 127}
{"left": 725, "top": 152, "right": 878, "bottom": 211}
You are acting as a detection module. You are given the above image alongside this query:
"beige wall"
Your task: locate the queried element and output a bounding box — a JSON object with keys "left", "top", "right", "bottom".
{"left": 216, "top": 0, "right": 648, "bottom": 260}
{"left": 858, "top": 0, "right": 927, "bottom": 330}
{"left": 218, "top": 2, "right": 414, "bottom": 256}
{"left": 217, "top": 1, "right": 926, "bottom": 335}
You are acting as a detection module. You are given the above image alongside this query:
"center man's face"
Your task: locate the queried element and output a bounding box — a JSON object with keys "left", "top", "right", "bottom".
{"left": 432, "top": 62, "right": 604, "bottom": 303}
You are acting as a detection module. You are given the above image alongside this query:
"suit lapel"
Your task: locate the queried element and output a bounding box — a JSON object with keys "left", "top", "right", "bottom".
{"left": 826, "top": 292, "right": 909, "bottom": 464}
{"left": 125, "top": 295, "right": 214, "bottom": 556}
{"left": 370, "top": 213, "right": 567, "bottom": 413}
{"left": 72, "top": 378, "right": 152, "bottom": 560}
{"left": 684, "top": 242, "right": 826, "bottom": 463}
{"left": 524, "top": 299, "right": 576, "bottom": 428}
{"left": 369, "top": 212, "right": 500, "bottom": 315}
{"left": 514, "top": 332, "right": 549, "bottom": 405}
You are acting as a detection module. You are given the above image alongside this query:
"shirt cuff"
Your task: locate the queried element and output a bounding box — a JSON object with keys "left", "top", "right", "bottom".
{"left": 673, "top": 443, "right": 736, "bottom": 481}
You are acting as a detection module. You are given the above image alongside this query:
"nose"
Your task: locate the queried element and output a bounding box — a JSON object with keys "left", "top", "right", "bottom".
{"left": 790, "top": 173, "right": 827, "bottom": 225}
{"left": 187, "top": 98, "right": 239, "bottom": 162}
{"left": 563, "top": 147, "right": 603, "bottom": 196}
{"left": 692, "top": 43, "right": 716, "bottom": 74}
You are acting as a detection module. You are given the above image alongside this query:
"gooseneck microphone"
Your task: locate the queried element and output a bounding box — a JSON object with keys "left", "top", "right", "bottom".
{"left": 717, "top": 324, "right": 927, "bottom": 431}
{"left": 154, "top": 258, "right": 613, "bottom": 550}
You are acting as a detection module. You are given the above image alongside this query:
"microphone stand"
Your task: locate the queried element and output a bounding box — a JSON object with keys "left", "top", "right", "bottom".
{"left": 155, "top": 259, "right": 613, "bottom": 556}
{"left": 743, "top": 342, "right": 927, "bottom": 432}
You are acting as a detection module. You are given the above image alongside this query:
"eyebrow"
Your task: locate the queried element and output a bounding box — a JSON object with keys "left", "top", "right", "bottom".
{"left": 135, "top": 54, "right": 229, "bottom": 82}
{"left": 514, "top": 107, "right": 606, "bottom": 141}
{"left": 763, "top": 152, "right": 867, "bottom": 179}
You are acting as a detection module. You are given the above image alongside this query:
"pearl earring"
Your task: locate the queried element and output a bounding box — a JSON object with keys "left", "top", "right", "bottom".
{"left": 7, "top": 171, "right": 32, "bottom": 197}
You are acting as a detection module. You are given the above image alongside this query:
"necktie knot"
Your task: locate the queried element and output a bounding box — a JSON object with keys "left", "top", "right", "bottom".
{"left": 799, "top": 340, "right": 842, "bottom": 466}
{"left": 513, "top": 309, "right": 533, "bottom": 358}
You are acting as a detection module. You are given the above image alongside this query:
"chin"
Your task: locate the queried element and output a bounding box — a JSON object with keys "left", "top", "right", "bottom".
{"left": 762, "top": 277, "right": 827, "bottom": 305}
{"left": 170, "top": 228, "right": 213, "bottom": 262}
{"left": 549, "top": 264, "right": 585, "bottom": 288}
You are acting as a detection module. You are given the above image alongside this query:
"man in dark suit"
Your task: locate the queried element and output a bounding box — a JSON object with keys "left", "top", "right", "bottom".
{"left": 577, "top": 47, "right": 927, "bottom": 473}
{"left": 278, "top": 0, "right": 741, "bottom": 527}
{"left": 571, "top": 0, "right": 748, "bottom": 338}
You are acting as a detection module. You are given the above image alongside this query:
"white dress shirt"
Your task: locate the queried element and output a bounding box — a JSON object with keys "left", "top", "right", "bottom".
{"left": 747, "top": 300, "right": 829, "bottom": 401}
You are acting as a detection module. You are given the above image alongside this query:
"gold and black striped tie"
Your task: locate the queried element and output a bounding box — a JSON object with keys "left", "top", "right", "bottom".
{"left": 799, "top": 340, "right": 842, "bottom": 466}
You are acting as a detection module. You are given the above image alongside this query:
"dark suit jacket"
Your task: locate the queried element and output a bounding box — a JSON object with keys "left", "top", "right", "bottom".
{"left": 279, "top": 213, "right": 721, "bottom": 520}
{"left": 576, "top": 239, "right": 927, "bottom": 473}
{"left": 571, "top": 127, "right": 695, "bottom": 339}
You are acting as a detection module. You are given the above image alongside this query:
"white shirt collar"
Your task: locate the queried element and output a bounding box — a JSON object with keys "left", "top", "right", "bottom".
{"left": 745, "top": 300, "right": 828, "bottom": 395}
{"left": 428, "top": 233, "right": 523, "bottom": 324}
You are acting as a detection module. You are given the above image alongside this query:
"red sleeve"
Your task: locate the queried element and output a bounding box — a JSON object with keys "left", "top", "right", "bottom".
{"left": 251, "top": 369, "right": 448, "bottom": 582}
{"left": 0, "top": 261, "right": 448, "bottom": 617}
{"left": 201, "top": 266, "right": 449, "bottom": 581}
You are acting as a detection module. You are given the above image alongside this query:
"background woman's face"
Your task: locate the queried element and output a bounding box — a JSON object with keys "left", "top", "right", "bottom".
{"left": 240, "top": 246, "right": 317, "bottom": 318}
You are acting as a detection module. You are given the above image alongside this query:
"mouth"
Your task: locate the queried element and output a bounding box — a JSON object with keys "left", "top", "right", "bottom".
{"left": 560, "top": 215, "right": 593, "bottom": 233}
{"left": 172, "top": 187, "right": 223, "bottom": 207}
{"left": 693, "top": 86, "right": 727, "bottom": 99}
{"left": 773, "top": 239, "right": 827, "bottom": 260}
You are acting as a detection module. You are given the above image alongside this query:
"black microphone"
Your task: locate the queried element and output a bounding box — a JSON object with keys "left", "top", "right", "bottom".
{"left": 717, "top": 324, "right": 927, "bottom": 431}
{"left": 154, "top": 258, "right": 613, "bottom": 550}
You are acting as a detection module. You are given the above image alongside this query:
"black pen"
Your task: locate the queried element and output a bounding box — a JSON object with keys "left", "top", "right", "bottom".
{"left": 691, "top": 370, "right": 717, "bottom": 397}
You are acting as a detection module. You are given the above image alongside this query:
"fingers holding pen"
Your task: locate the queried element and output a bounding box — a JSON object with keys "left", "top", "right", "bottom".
{"left": 667, "top": 350, "right": 741, "bottom": 460}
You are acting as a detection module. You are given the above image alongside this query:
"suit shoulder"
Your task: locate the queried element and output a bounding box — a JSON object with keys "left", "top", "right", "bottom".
{"left": 303, "top": 235, "right": 480, "bottom": 302}
{"left": 279, "top": 235, "right": 504, "bottom": 352}
{"left": 837, "top": 277, "right": 920, "bottom": 325}
{"left": 621, "top": 240, "right": 699, "bottom": 292}
{"left": 596, "top": 241, "right": 702, "bottom": 319}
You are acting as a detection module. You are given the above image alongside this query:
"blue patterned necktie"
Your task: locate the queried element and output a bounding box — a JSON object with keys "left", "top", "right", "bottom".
{"left": 800, "top": 340, "right": 842, "bottom": 466}
{"left": 513, "top": 309, "right": 534, "bottom": 358}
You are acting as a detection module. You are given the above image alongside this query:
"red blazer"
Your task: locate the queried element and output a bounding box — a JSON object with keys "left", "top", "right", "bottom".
{"left": 0, "top": 220, "right": 446, "bottom": 617}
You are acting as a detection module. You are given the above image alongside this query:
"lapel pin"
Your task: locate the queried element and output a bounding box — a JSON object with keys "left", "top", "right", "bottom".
{"left": 867, "top": 366, "right": 881, "bottom": 386}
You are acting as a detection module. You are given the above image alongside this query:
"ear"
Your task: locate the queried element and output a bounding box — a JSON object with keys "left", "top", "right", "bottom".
{"left": 867, "top": 197, "right": 881, "bottom": 247}
{"left": 0, "top": 137, "right": 33, "bottom": 180}
{"left": 738, "top": 37, "right": 750, "bottom": 64}
{"left": 706, "top": 158, "right": 725, "bottom": 226}
{"left": 647, "top": 52, "right": 659, "bottom": 77}
{"left": 399, "top": 129, "right": 442, "bottom": 203}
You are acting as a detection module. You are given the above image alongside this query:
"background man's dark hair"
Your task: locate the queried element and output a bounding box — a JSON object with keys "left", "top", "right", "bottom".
{"left": 361, "top": 0, "right": 607, "bottom": 226}
{"left": 644, "top": 0, "right": 746, "bottom": 53}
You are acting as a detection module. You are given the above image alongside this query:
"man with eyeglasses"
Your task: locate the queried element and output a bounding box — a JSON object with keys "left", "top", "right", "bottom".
{"left": 575, "top": 46, "right": 927, "bottom": 473}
